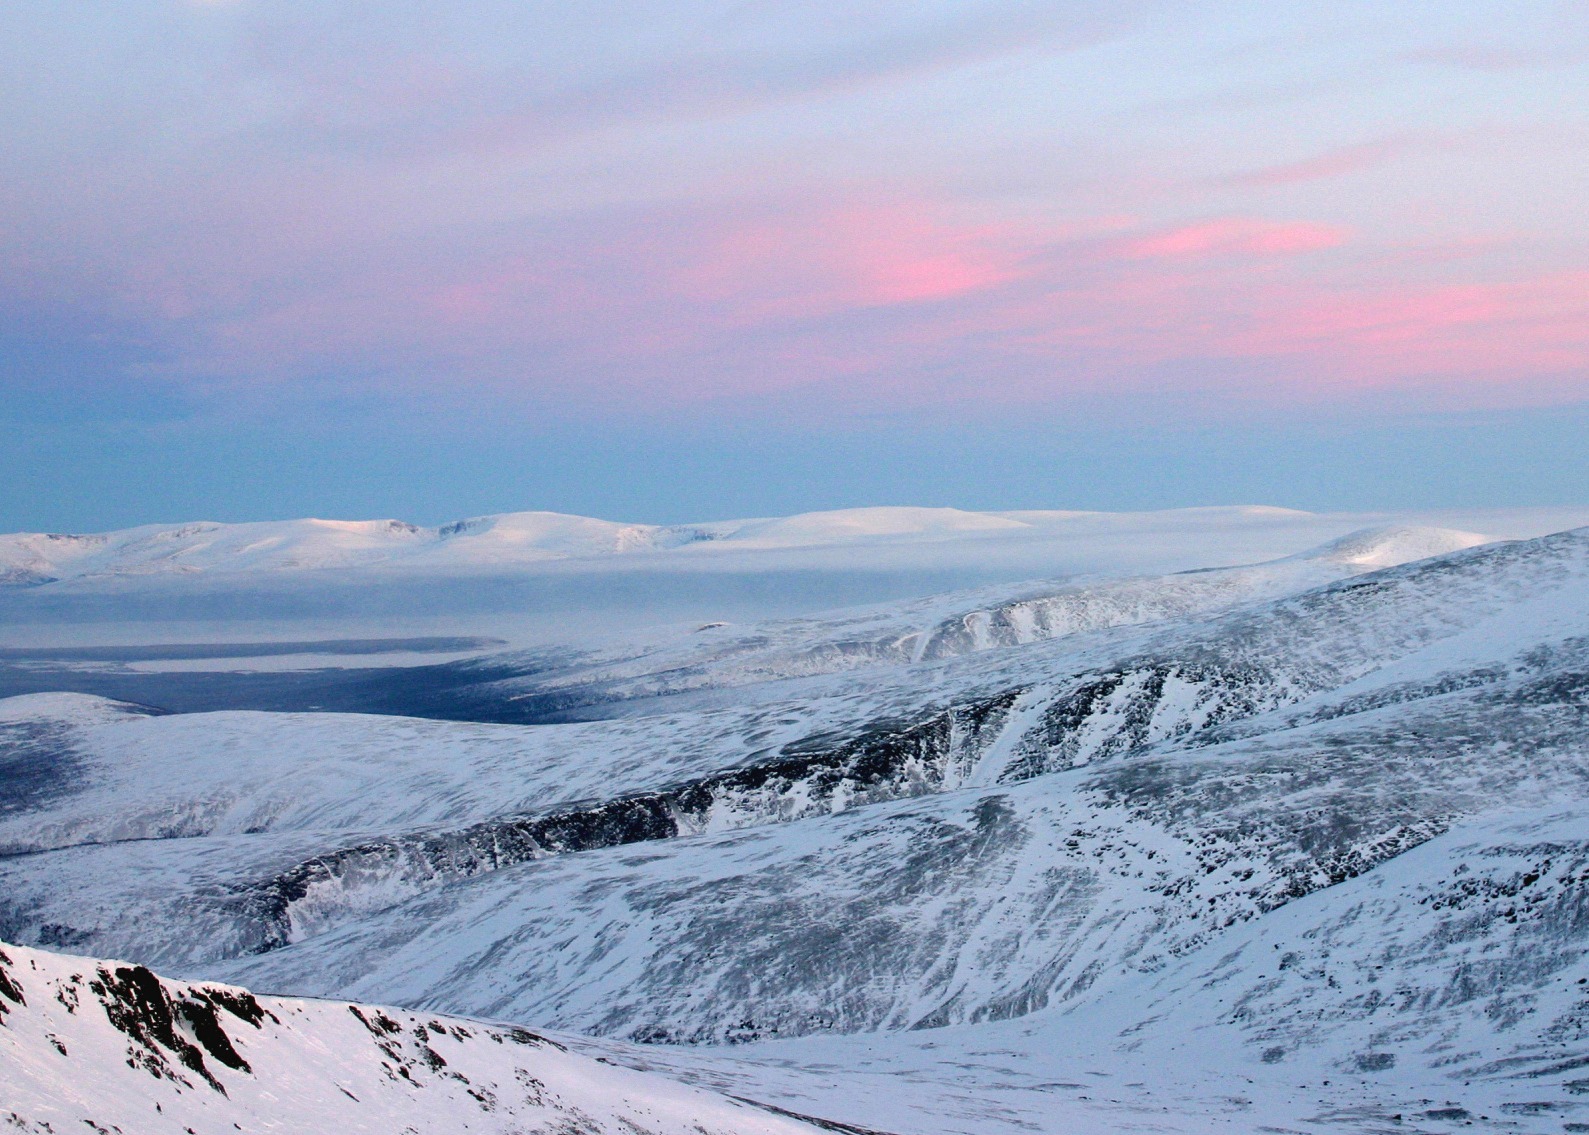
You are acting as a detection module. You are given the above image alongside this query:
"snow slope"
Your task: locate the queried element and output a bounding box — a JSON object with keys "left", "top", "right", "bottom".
{"left": 0, "top": 526, "right": 1559, "bottom": 965}
{"left": 0, "top": 527, "right": 1494, "bottom": 863}
{"left": 0, "top": 940, "right": 831, "bottom": 1134}
{"left": 0, "top": 524, "right": 1492, "bottom": 720}
{"left": 577, "top": 807, "right": 1589, "bottom": 1135}
{"left": 5, "top": 519, "right": 1589, "bottom": 1133}
{"left": 2, "top": 528, "right": 1585, "bottom": 983}
{"left": 393, "top": 523, "right": 1493, "bottom": 722}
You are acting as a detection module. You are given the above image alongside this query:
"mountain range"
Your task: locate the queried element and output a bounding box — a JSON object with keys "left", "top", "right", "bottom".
{"left": 4, "top": 506, "right": 1589, "bottom": 1133}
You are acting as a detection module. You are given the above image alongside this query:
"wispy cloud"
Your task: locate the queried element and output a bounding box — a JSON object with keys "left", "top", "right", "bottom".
{"left": 3, "top": 0, "right": 1586, "bottom": 433}
{"left": 54, "top": 184, "right": 1581, "bottom": 424}
{"left": 1403, "top": 4, "right": 1589, "bottom": 72}
{"left": 1226, "top": 137, "right": 1423, "bottom": 187}
{"left": 1118, "top": 218, "right": 1348, "bottom": 259}
{"left": 241, "top": 1, "right": 1151, "bottom": 159}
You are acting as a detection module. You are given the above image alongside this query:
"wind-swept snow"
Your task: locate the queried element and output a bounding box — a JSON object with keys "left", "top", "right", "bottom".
{"left": 0, "top": 941, "right": 831, "bottom": 1134}
{"left": 5, "top": 517, "right": 1589, "bottom": 1133}
{"left": 1298, "top": 523, "right": 1489, "bottom": 568}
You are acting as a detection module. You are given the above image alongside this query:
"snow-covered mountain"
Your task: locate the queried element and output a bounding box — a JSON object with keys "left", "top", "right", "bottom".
{"left": 5, "top": 515, "right": 1589, "bottom": 1132}
{"left": 0, "top": 512, "right": 685, "bottom": 585}
{"left": 0, "top": 940, "right": 830, "bottom": 1134}
{"left": 0, "top": 522, "right": 1495, "bottom": 719}
{"left": 364, "top": 522, "right": 1495, "bottom": 722}
{"left": 2, "top": 503, "right": 1570, "bottom": 589}
{"left": 0, "top": 506, "right": 1257, "bottom": 585}
{"left": 7, "top": 503, "right": 1587, "bottom": 655}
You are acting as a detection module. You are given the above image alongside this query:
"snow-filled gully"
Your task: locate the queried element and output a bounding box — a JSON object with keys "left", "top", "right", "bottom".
{"left": 230, "top": 692, "right": 1026, "bottom": 952}
{"left": 231, "top": 653, "right": 1320, "bottom": 956}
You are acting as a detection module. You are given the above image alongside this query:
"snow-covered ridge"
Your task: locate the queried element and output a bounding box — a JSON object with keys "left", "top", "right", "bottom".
{"left": 0, "top": 692, "right": 156, "bottom": 725}
{"left": 4, "top": 526, "right": 1586, "bottom": 980}
{"left": 0, "top": 940, "right": 831, "bottom": 1134}
{"left": 0, "top": 504, "right": 1488, "bottom": 585}
{"left": 1285, "top": 523, "right": 1488, "bottom": 568}
{"left": 6, "top": 521, "right": 1589, "bottom": 1133}
{"left": 0, "top": 512, "right": 712, "bottom": 584}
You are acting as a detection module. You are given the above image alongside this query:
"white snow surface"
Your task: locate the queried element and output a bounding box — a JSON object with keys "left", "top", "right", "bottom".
{"left": 5, "top": 513, "right": 1589, "bottom": 1133}
{"left": 5, "top": 502, "right": 1585, "bottom": 653}
{"left": 0, "top": 503, "right": 1567, "bottom": 587}
{"left": 0, "top": 940, "right": 828, "bottom": 1134}
{"left": 573, "top": 806, "right": 1589, "bottom": 1135}
{"left": 0, "top": 692, "right": 148, "bottom": 724}
{"left": 0, "top": 525, "right": 1524, "bottom": 862}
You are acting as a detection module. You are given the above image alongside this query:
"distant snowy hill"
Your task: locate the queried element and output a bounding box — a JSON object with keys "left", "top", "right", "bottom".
{"left": 0, "top": 503, "right": 1559, "bottom": 587}
{"left": 7, "top": 514, "right": 1589, "bottom": 1133}
{"left": 0, "top": 941, "right": 829, "bottom": 1134}
{"left": 0, "top": 511, "right": 713, "bottom": 584}
{"left": 6, "top": 503, "right": 1589, "bottom": 645}
{"left": 0, "top": 522, "right": 1488, "bottom": 721}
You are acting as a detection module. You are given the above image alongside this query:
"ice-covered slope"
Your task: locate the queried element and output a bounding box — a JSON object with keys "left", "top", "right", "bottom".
{"left": 0, "top": 940, "right": 829, "bottom": 1134}
{"left": 590, "top": 806, "right": 1589, "bottom": 1135}
{"left": 3, "top": 528, "right": 1586, "bottom": 997}
{"left": 6, "top": 521, "right": 1589, "bottom": 1134}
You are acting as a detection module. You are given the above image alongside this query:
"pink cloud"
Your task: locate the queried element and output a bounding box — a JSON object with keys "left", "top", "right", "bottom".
{"left": 100, "top": 187, "right": 1588, "bottom": 423}
{"left": 1119, "top": 218, "right": 1349, "bottom": 260}
{"left": 667, "top": 204, "right": 1024, "bottom": 318}
{"left": 1228, "top": 138, "right": 1419, "bottom": 187}
{"left": 175, "top": 199, "right": 1034, "bottom": 401}
{"left": 1216, "top": 272, "right": 1589, "bottom": 381}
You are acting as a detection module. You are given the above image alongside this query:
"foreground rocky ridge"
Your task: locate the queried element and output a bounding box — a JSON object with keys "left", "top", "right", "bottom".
{"left": 0, "top": 940, "right": 836, "bottom": 1134}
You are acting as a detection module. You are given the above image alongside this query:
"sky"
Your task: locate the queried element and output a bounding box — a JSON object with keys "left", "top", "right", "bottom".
{"left": 2, "top": 1, "right": 1586, "bottom": 531}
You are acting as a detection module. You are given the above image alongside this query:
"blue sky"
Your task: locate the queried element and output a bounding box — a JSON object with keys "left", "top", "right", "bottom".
{"left": 2, "top": 1, "right": 1586, "bottom": 529}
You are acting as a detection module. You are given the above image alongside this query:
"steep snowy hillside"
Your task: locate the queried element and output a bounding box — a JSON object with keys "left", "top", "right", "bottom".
{"left": 0, "top": 527, "right": 1559, "bottom": 963}
{"left": 4, "top": 521, "right": 1589, "bottom": 1134}
{"left": 0, "top": 941, "right": 831, "bottom": 1134}
{"left": 207, "top": 639, "right": 1588, "bottom": 1041}
{"left": 600, "top": 803, "right": 1589, "bottom": 1135}
{"left": 0, "top": 528, "right": 1584, "bottom": 981}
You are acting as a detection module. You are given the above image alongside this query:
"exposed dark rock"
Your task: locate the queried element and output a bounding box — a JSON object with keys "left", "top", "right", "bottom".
{"left": 87, "top": 964, "right": 256, "bottom": 1092}
{"left": 0, "top": 944, "right": 26, "bottom": 1021}
{"left": 229, "top": 691, "right": 1021, "bottom": 954}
